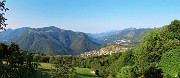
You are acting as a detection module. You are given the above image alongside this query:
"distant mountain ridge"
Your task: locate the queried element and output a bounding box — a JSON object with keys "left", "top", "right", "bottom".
{"left": 87, "top": 28, "right": 149, "bottom": 45}
{"left": 0, "top": 26, "right": 101, "bottom": 55}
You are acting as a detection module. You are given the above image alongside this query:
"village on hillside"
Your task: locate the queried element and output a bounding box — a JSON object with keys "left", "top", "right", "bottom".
{"left": 79, "top": 40, "right": 129, "bottom": 57}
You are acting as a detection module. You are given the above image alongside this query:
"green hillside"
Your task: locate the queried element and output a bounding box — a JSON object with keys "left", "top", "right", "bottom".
{"left": 1, "top": 26, "right": 101, "bottom": 55}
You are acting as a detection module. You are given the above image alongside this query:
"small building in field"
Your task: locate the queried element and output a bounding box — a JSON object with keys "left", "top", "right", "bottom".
{"left": 90, "top": 69, "right": 97, "bottom": 74}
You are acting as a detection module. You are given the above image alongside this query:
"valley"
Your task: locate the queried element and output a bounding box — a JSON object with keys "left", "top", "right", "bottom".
{"left": 1, "top": 0, "right": 180, "bottom": 78}
{"left": 1, "top": 20, "right": 180, "bottom": 78}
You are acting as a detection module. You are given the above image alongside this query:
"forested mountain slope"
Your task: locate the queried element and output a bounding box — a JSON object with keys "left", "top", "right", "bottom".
{"left": 0, "top": 26, "right": 101, "bottom": 54}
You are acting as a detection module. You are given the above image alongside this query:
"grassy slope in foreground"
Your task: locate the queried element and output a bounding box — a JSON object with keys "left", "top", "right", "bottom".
{"left": 39, "top": 63, "right": 101, "bottom": 78}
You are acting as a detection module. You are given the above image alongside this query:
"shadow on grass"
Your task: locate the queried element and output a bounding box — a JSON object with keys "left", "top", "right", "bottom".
{"left": 78, "top": 73, "right": 100, "bottom": 78}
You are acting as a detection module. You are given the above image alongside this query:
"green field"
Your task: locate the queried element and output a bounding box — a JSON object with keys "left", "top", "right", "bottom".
{"left": 75, "top": 67, "right": 101, "bottom": 78}
{"left": 39, "top": 63, "right": 101, "bottom": 78}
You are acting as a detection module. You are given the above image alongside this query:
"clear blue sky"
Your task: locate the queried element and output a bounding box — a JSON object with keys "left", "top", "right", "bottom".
{"left": 5, "top": 0, "right": 180, "bottom": 33}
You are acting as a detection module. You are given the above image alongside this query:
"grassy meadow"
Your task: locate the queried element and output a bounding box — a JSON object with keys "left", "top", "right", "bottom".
{"left": 39, "top": 63, "right": 100, "bottom": 78}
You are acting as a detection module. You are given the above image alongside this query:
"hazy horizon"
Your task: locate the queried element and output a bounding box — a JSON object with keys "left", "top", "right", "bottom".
{"left": 4, "top": 26, "right": 154, "bottom": 34}
{"left": 5, "top": 0, "right": 180, "bottom": 33}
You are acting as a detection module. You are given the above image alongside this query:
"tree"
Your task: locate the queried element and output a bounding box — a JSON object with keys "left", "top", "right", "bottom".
{"left": 116, "top": 66, "right": 136, "bottom": 78}
{"left": 118, "top": 49, "right": 134, "bottom": 69}
{"left": 167, "top": 20, "right": 180, "bottom": 40}
{"left": 50, "top": 56, "right": 77, "bottom": 78}
{"left": 0, "top": 43, "right": 39, "bottom": 78}
{"left": 51, "top": 63, "right": 77, "bottom": 78}
{"left": 159, "top": 47, "right": 180, "bottom": 78}
{"left": 133, "top": 20, "right": 180, "bottom": 77}
{"left": 0, "top": 0, "right": 8, "bottom": 30}
{"left": 0, "top": 43, "right": 9, "bottom": 59}
{"left": 107, "top": 50, "right": 134, "bottom": 77}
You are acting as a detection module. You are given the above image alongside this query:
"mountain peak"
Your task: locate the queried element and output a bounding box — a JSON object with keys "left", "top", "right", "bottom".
{"left": 42, "top": 26, "right": 59, "bottom": 29}
{"left": 35, "top": 26, "right": 61, "bottom": 32}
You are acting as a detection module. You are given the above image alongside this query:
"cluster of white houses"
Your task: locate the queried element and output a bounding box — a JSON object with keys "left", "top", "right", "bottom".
{"left": 79, "top": 46, "right": 128, "bottom": 58}
{"left": 113, "top": 39, "right": 131, "bottom": 45}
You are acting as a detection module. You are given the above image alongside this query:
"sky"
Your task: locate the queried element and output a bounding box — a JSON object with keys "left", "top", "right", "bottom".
{"left": 5, "top": 0, "right": 180, "bottom": 33}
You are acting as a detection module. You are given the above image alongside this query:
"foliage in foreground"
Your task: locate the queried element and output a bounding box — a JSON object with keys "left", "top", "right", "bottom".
{"left": 0, "top": 0, "right": 8, "bottom": 30}
{"left": 116, "top": 20, "right": 180, "bottom": 78}
{"left": 159, "top": 47, "right": 180, "bottom": 78}
{"left": 0, "top": 43, "right": 38, "bottom": 78}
